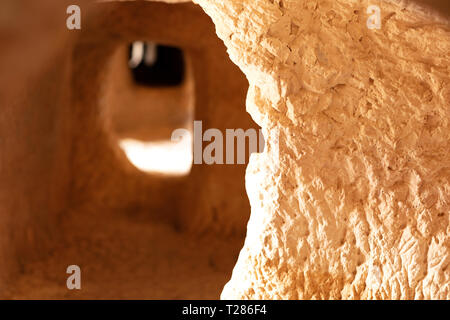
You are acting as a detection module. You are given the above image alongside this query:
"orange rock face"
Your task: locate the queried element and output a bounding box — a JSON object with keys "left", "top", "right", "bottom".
{"left": 194, "top": 0, "right": 450, "bottom": 299}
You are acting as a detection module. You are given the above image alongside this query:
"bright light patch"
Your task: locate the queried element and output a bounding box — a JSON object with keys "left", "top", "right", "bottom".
{"left": 119, "top": 131, "right": 192, "bottom": 175}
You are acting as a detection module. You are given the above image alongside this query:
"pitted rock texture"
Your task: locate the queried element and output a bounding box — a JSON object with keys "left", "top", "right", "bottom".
{"left": 194, "top": 0, "right": 450, "bottom": 299}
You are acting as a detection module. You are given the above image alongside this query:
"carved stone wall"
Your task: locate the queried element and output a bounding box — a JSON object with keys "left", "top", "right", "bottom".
{"left": 194, "top": 0, "right": 450, "bottom": 299}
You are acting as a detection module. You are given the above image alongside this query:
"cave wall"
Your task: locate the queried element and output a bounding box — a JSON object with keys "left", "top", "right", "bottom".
{"left": 193, "top": 0, "right": 450, "bottom": 299}
{"left": 0, "top": 0, "right": 82, "bottom": 288}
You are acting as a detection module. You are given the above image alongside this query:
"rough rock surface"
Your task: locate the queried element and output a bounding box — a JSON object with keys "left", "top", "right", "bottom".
{"left": 193, "top": 0, "right": 450, "bottom": 299}
{"left": 0, "top": 0, "right": 254, "bottom": 299}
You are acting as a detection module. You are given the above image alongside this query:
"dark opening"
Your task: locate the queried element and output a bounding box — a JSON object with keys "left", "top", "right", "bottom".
{"left": 128, "top": 42, "right": 185, "bottom": 87}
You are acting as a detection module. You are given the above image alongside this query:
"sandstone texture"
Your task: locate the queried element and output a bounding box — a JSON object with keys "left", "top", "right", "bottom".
{"left": 193, "top": 0, "right": 450, "bottom": 299}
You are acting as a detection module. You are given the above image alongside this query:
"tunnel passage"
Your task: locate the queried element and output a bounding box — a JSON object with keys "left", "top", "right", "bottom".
{"left": 70, "top": 0, "right": 259, "bottom": 233}
{"left": 109, "top": 41, "right": 194, "bottom": 176}
{"left": 2, "top": 1, "right": 259, "bottom": 299}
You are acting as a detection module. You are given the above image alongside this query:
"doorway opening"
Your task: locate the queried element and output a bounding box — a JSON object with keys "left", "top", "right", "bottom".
{"left": 105, "top": 42, "right": 194, "bottom": 176}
